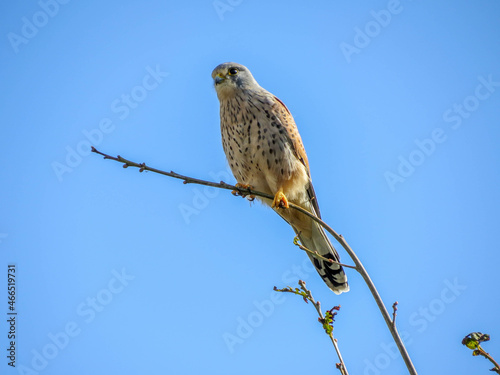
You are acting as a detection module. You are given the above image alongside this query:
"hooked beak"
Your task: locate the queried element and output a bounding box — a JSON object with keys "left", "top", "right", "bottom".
{"left": 214, "top": 73, "right": 225, "bottom": 85}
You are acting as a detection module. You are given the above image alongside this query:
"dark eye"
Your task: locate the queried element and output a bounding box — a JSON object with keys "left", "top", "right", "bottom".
{"left": 228, "top": 67, "right": 239, "bottom": 75}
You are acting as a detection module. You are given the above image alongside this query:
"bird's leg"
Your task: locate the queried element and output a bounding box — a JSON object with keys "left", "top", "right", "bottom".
{"left": 272, "top": 188, "right": 289, "bottom": 209}
{"left": 231, "top": 183, "right": 253, "bottom": 198}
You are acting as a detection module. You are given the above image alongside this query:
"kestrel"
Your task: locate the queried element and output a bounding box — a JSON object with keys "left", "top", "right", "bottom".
{"left": 212, "top": 62, "right": 349, "bottom": 294}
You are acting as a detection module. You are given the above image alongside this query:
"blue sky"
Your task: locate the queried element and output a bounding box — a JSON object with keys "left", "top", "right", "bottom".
{"left": 1, "top": 1, "right": 500, "bottom": 374}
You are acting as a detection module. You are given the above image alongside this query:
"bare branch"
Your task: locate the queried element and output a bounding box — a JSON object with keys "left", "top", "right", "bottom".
{"left": 91, "top": 147, "right": 418, "bottom": 375}
{"left": 91, "top": 147, "right": 264, "bottom": 197}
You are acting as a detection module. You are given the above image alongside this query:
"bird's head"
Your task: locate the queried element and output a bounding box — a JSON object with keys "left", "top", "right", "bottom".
{"left": 211, "top": 62, "right": 259, "bottom": 100}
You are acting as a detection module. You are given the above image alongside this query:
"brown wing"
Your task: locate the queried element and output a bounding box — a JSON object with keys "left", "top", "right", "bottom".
{"left": 273, "top": 96, "right": 322, "bottom": 219}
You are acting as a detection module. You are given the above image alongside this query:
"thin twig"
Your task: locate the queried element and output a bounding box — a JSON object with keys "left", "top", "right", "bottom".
{"left": 91, "top": 147, "right": 265, "bottom": 197}
{"left": 91, "top": 147, "right": 418, "bottom": 375}
{"left": 478, "top": 347, "right": 500, "bottom": 373}
{"left": 462, "top": 333, "right": 500, "bottom": 373}
{"left": 275, "top": 280, "right": 348, "bottom": 375}
{"left": 392, "top": 302, "right": 398, "bottom": 328}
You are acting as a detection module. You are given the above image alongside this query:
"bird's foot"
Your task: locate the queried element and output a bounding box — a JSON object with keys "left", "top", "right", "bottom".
{"left": 272, "top": 189, "right": 289, "bottom": 209}
{"left": 231, "top": 183, "right": 253, "bottom": 198}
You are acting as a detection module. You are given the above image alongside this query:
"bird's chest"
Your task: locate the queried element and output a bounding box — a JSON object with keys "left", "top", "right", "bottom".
{"left": 220, "top": 99, "right": 291, "bottom": 183}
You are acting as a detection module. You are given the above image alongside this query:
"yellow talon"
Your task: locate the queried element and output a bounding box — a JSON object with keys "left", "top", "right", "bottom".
{"left": 232, "top": 183, "right": 252, "bottom": 198}
{"left": 272, "top": 189, "right": 289, "bottom": 209}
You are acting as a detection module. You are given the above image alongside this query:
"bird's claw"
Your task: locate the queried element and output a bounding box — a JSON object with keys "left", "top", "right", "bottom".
{"left": 231, "top": 183, "right": 253, "bottom": 198}
{"left": 272, "top": 190, "right": 289, "bottom": 209}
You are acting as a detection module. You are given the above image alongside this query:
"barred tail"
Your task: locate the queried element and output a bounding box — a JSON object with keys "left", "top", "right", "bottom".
{"left": 297, "top": 220, "right": 349, "bottom": 294}
{"left": 274, "top": 196, "right": 349, "bottom": 294}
